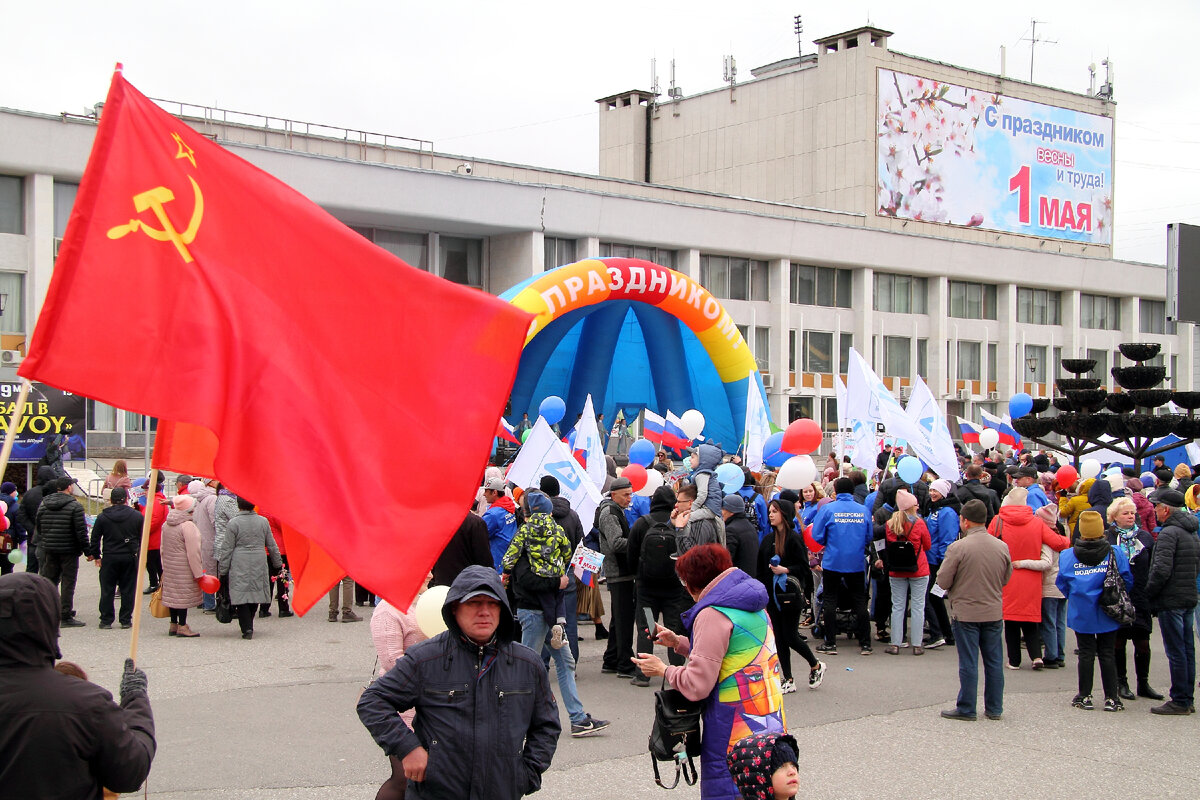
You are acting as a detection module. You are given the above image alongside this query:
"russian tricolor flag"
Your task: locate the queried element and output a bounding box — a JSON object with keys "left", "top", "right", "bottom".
{"left": 979, "top": 409, "right": 1022, "bottom": 448}
{"left": 643, "top": 410, "right": 666, "bottom": 446}
{"left": 497, "top": 418, "right": 521, "bottom": 445}
{"left": 663, "top": 411, "right": 690, "bottom": 451}
{"left": 956, "top": 416, "right": 980, "bottom": 444}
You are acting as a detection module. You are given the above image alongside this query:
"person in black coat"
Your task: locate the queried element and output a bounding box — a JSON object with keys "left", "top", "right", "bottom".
{"left": 1103, "top": 499, "right": 1162, "bottom": 701}
{"left": 88, "top": 487, "right": 144, "bottom": 629}
{"left": 721, "top": 494, "right": 759, "bottom": 576}
{"left": 17, "top": 465, "right": 58, "bottom": 575}
{"left": 0, "top": 573, "right": 155, "bottom": 797}
{"left": 627, "top": 485, "right": 691, "bottom": 685}
{"left": 757, "top": 499, "right": 824, "bottom": 693}
{"left": 956, "top": 464, "right": 1000, "bottom": 522}
{"left": 431, "top": 512, "right": 493, "bottom": 588}
{"left": 1144, "top": 490, "right": 1200, "bottom": 714}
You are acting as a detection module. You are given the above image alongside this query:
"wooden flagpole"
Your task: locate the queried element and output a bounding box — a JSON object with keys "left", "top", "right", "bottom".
{"left": 127, "top": 460, "right": 159, "bottom": 662}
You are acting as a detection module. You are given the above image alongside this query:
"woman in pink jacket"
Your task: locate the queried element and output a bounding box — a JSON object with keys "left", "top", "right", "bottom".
{"left": 369, "top": 573, "right": 431, "bottom": 800}
{"left": 988, "top": 487, "right": 1070, "bottom": 669}
{"left": 160, "top": 494, "right": 205, "bottom": 638}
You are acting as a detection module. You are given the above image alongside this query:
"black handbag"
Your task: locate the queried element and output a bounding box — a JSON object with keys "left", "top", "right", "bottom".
{"left": 649, "top": 678, "right": 703, "bottom": 789}
{"left": 885, "top": 522, "right": 919, "bottom": 573}
{"left": 1100, "top": 552, "right": 1137, "bottom": 626}
{"left": 214, "top": 583, "right": 233, "bottom": 625}
{"left": 772, "top": 575, "right": 804, "bottom": 612}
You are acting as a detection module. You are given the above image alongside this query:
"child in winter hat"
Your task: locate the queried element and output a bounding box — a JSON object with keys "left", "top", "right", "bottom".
{"left": 727, "top": 732, "right": 801, "bottom": 800}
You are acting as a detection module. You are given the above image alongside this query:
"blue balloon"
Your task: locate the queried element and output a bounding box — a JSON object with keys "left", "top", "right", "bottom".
{"left": 715, "top": 462, "right": 745, "bottom": 493}
{"left": 897, "top": 455, "right": 923, "bottom": 484}
{"left": 538, "top": 395, "right": 566, "bottom": 426}
{"left": 567, "top": 429, "right": 577, "bottom": 449}
{"left": 628, "top": 438, "right": 656, "bottom": 467}
{"left": 1009, "top": 392, "right": 1034, "bottom": 420}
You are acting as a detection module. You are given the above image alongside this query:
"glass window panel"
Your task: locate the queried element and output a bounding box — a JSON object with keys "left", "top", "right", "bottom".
{"left": 983, "top": 285, "right": 996, "bottom": 319}
{"left": 966, "top": 283, "right": 982, "bottom": 319}
{"left": 702, "top": 256, "right": 729, "bottom": 299}
{"left": 0, "top": 175, "right": 22, "bottom": 235}
{"left": 874, "top": 273, "right": 891, "bottom": 312}
{"left": 0, "top": 272, "right": 23, "bottom": 334}
{"left": 917, "top": 338, "right": 928, "bottom": 377}
{"left": 914, "top": 278, "right": 928, "bottom": 314}
{"left": 729, "top": 258, "right": 749, "bottom": 301}
{"left": 440, "top": 236, "right": 481, "bottom": 286}
{"left": 750, "top": 261, "right": 769, "bottom": 301}
{"left": 821, "top": 397, "right": 839, "bottom": 433}
{"left": 839, "top": 333, "right": 853, "bottom": 374}
{"left": 949, "top": 282, "right": 965, "bottom": 318}
{"left": 816, "top": 267, "right": 835, "bottom": 307}
{"left": 53, "top": 182, "right": 78, "bottom": 239}
{"left": 804, "top": 331, "right": 832, "bottom": 373}
{"left": 895, "top": 275, "right": 911, "bottom": 314}
{"left": 1087, "top": 349, "right": 1108, "bottom": 385}
{"left": 987, "top": 343, "right": 997, "bottom": 382}
{"left": 789, "top": 397, "right": 813, "bottom": 423}
{"left": 544, "top": 237, "right": 575, "bottom": 271}
{"left": 788, "top": 330, "right": 797, "bottom": 372}
{"left": 1017, "top": 288, "right": 1033, "bottom": 324}
{"left": 374, "top": 229, "right": 428, "bottom": 270}
{"left": 88, "top": 400, "right": 116, "bottom": 432}
{"left": 835, "top": 268, "right": 852, "bottom": 308}
{"left": 754, "top": 326, "right": 770, "bottom": 372}
{"left": 884, "top": 336, "right": 910, "bottom": 377}
{"left": 958, "top": 341, "right": 981, "bottom": 381}
{"left": 1024, "top": 345, "right": 1047, "bottom": 383}
{"left": 790, "top": 264, "right": 815, "bottom": 305}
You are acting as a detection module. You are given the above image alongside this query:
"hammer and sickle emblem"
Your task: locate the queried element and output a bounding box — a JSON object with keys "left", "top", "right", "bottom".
{"left": 106, "top": 175, "right": 204, "bottom": 263}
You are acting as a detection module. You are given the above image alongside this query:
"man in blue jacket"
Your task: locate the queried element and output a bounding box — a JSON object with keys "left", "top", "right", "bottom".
{"left": 1013, "top": 466, "right": 1051, "bottom": 510}
{"left": 811, "top": 477, "right": 874, "bottom": 656}
{"left": 480, "top": 477, "right": 518, "bottom": 572}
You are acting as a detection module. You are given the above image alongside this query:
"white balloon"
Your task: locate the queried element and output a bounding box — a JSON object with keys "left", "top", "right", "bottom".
{"left": 1079, "top": 458, "right": 1102, "bottom": 481}
{"left": 978, "top": 428, "right": 1000, "bottom": 450}
{"left": 777, "top": 455, "right": 818, "bottom": 490}
{"left": 679, "top": 409, "right": 706, "bottom": 440}
{"left": 414, "top": 585, "right": 450, "bottom": 638}
{"left": 636, "top": 468, "right": 665, "bottom": 497}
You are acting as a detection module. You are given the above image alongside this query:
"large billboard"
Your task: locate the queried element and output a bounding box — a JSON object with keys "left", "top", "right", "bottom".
{"left": 0, "top": 382, "right": 87, "bottom": 463}
{"left": 877, "top": 69, "right": 1113, "bottom": 244}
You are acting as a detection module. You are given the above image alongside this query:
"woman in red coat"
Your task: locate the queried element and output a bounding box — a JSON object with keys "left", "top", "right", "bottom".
{"left": 884, "top": 489, "right": 932, "bottom": 655}
{"left": 988, "top": 487, "right": 1070, "bottom": 669}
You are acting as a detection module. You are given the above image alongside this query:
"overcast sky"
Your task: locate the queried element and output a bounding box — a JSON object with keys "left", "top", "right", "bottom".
{"left": 3, "top": 0, "right": 1195, "bottom": 264}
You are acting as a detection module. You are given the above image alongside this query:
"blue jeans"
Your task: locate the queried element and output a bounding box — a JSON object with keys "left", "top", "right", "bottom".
{"left": 1157, "top": 607, "right": 1197, "bottom": 707}
{"left": 889, "top": 576, "right": 928, "bottom": 647}
{"left": 518, "top": 607, "right": 586, "bottom": 724}
{"left": 951, "top": 620, "right": 1004, "bottom": 717}
{"left": 1040, "top": 597, "right": 1067, "bottom": 662}
{"left": 201, "top": 591, "right": 216, "bottom": 611}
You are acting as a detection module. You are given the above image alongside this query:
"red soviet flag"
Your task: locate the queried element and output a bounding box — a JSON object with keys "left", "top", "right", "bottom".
{"left": 20, "top": 69, "right": 531, "bottom": 614}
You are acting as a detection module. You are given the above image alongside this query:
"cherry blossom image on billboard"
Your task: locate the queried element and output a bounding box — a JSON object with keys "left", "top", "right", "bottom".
{"left": 877, "top": 69, "right": 1113, "bottom": 244}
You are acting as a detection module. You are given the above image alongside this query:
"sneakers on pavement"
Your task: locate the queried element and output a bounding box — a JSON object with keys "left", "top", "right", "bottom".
{"left": 341, "top": 610, "right": 363, "bottom": 623}
{"left": 550, "top": 624, "right": 565, "bottom": 650}
{"left": 630, "top": 675, "right": 650, "bottom": 687}
{"left": 924, "top": 637, "right": 946, "bottom": 649}
{"left": 570, "top": 714, "right": 611, "bottom": 737}
{"left": 1072, "top": 694, "right": 1094, "bottom": 710}
{"left": 61, "top": 618, "right": 86, "bottom": 628}
{"left": 779, "top": 678, "right": 796, "bottom": 694}
{"left": 1103, "top": 698, "right": 1125, "bottom": 712}
{"left": 815, "top": 643, "right": 838, "bottom": 656}
{"left": 808, "top": 662, "right": 826, "bottom": 689}
{"left": 860, "top": 645, "right": 873, "bottom": 656}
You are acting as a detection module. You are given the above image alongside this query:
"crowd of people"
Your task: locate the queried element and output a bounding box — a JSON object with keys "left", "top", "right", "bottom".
{"left": 3, "top": 436, "right": 1199, "bottom": 799}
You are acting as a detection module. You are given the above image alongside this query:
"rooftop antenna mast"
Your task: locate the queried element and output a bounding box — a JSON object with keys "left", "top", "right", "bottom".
{"left": 794, "top": 15, "right": 804, "bottom": 56}
{"left": 723, "top": 54, "right": 737, "bottom": 102}
{"left": 1021, "top": 19, "right": 1057, "bottom": 83}
{"left": 650, "top": 58, "right": 660, "bottom": 110}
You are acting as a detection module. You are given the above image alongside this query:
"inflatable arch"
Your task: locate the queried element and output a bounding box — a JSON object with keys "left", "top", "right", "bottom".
{"left": 500, "top": 258, "right": 772, "bottom": 450}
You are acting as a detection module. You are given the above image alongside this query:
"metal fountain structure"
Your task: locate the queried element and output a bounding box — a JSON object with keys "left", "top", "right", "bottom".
{"left": 1011, "top": 342, "right": 1200, "bottom": 468}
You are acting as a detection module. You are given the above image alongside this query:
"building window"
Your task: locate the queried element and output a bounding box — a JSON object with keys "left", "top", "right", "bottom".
{"left": 987, "top": 343, "right": 997, "bottom": 383}
{"left": 789, "top": 396, "right": 813, "bottom": 422}
{"left": 839, "top": 333, "right": 853, "bottom": 374}
{"left": 883, "top": 336, "right": 910, "bottom": 377}
{"left": 821, "top": 397, "right": 839, "bottom": 432}
{"left": 440, "top": 237, "right": 482, "bottom": 287}
{"left": 753, "top": 326, "right": 770, "bottom": 373}
{"left": 1140, "top": 299, "right": 1175, "bottom": 334}
{"left": 788, "top": 330, "right": 797, "bottom": 372}
{"left": 1086, "top": 348, "right": 1109, "bottom": 386}
{"left": 0, "top": 175, "right": 22, "bottom": 235}
{"left": 957, "top": 341, "right": 982, "bottom": 381}
{"left": 803, "top": 331, "right": 833, "bottom": 373}
{"left": 917, "top": 339, "right": 928, "bottom": 378}
{"left": 700, "top": 255, "right": 769, "bottom": 301}
{"left": 1016, "top": 288, "right": 1062, "bottom": 325}
{"left": 1080, "top": 294, "right": 1121, "bottom": 330}
{"left": 599, "top": 242, "right": 675, "bottom": 268}
{"left": 948, "top": 281, "right": 998, "bottom": 320}
{"left": 874, "top": 273, "right": 928, "bottom": 314}
{"left": 54, "top": 182, "right": 78, "bottom": 239}
{"left": 1024, "top": 344, "right": 1047, "bottom": 383}
{"left": 789, "top": 264, "right": 851, "bottom": 308}
{"left": 0, "top": 272, "right": 22, "bottom": 334}
{"left": 544, "top": 237, "right": 576, "bottom": 271}
{"left": 88, "top": 399, "right": 116, "bottom": 432}
{"left": 351, "top": 226, "right": 429, "bottom": 270}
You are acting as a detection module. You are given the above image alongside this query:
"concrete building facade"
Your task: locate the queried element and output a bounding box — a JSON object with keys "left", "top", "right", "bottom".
{"left": 0, "top": 26, "right": 1187, "bottom": 455}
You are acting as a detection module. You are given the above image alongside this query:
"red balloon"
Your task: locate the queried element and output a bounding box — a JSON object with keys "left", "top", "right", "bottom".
{"left": 621, "top": 464, "right": 648, "bottom": 493}
{"left": 802, "top": 523, "right": 823, "bottom": 555}
{"left": 197, "top": 574, "right": 220, "bottom": 594}
{"left": 1056, "top": 465, "right": 1079, "bottom": 491}
{"left": 781, "top": 418, "right": 822, "bottom": 455}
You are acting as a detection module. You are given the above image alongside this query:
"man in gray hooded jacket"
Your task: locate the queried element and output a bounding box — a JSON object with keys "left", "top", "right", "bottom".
{"left": 357, "top": 566, "right": 563, "bottom": 799}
